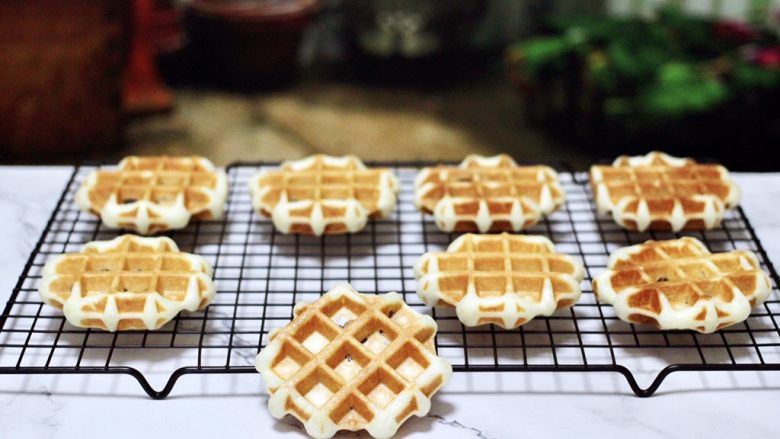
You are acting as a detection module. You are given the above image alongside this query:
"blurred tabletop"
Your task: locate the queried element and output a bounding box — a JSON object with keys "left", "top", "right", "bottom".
{"left": 122, "top": 78, "right": 594, "bottom": 168}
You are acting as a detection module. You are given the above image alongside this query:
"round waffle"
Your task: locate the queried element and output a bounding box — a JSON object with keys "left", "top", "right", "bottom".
{"left": 249, "top": 155, "right": 399, "bottom": 236}
{"left": 414, "top": 154, "right": 565, "bottom": 233}
{"left": 255, "top": 283, "right": 452, "bottom": 439}
{"left": 75, "top": 155, "right": 228, "bottom": 235}
{"left": 593, "top": 237, "right": 772, "bottom": 333}
{"left": 415, "top": 233, "right": 584, "bottom": 328}
{"left": 38, "top": 235, "right": 216, "bottom": 331}
{"left": 590, "top": 151, "right": 740, "bottom": 232}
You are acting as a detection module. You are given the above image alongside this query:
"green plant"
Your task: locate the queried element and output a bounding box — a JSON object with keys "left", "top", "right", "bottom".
{"left": 507, "top": 7, "right": 780, "bottom": 120}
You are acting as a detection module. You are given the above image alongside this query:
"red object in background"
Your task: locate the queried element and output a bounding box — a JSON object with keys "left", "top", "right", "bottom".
{"left": 150, "top": 0, "right": 185, "bottom": 53}
{"left": 713, "top": 20, "right": 757, "bottom": 43}
{"left": 123, "top": 0, "right": 175, "bottom": 115}
{"left": 756, "top": 46, "right": 780, "bottom": 69}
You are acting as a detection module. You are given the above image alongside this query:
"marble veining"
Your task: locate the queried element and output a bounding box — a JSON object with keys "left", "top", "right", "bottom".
{"left": 426, "top": 414, "right": 497, "bottom": 439}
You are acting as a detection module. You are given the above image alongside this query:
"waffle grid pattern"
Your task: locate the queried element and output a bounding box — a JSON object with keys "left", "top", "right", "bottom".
{"left": 39, "top": 235, "right": 216, "bottom": 332}
{"left": 256, "top": 285, "right": 450, "bottom": 438}
{"left": 591, "top": 153, "right": 738, "bottom": 232}
{"left": 415, "top": 234, "right": 583, "bottom": 328}
{"left": 250, "top": 155, "right": 398, "bottom": 235}
{"left": 593, "top": 237, "right": 771, "bottom": 334}
{"left": 415, "top": 156, "right": 564, "bottom": 233}
{"left": 0, "top": 161, "right": 778, "bottom": 398}
{"left": 76, "top": 156, "right": 228, "bottom": 234}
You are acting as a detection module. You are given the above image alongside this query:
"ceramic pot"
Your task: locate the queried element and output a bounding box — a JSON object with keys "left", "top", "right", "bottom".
{"left": 186, "top": 0, "right": 320, "bottom": 88}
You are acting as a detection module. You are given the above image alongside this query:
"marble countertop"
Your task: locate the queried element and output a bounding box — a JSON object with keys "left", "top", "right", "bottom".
{"left": 1, "top": 166, "right": 779, "bottom": 439}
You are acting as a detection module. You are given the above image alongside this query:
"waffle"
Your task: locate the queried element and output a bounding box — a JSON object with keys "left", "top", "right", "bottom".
{"left": 590, "top": 151, "right": 740, "bottom": 232}
{"left": 414, "top": 154, "right": 565, "bottom": 233}
{"left": 38, "top": 235, "right": 216, "bottom": 332}
{"left": 250, "top": 155, "right": 400, "bottom": 236}
{"left": 75, "top": 156, "right": 228, "bottom": 235}
{"left": 255, "top": 283, "right": 452, "bottom": 439}
{"left": 415, "top": 233, "right": 584, "bottom": 328}
{"left": 593, "top": 237, "right": 772, "bottom": 333}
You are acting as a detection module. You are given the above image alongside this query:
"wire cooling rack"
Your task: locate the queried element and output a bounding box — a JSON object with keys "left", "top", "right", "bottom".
{"left": 0, "top": 162, "right": 778, "bottom": 399}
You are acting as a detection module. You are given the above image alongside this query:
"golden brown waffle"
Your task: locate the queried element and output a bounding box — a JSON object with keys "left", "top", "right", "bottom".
{"left": 38, "top": 235, "right": 216, "bottom": 331}
{"left": 415, "top": 233, "right": 584, "bottom": 328}
{"left": 590, "top": 151, "right": 740, "bottom": 232}
{"left": 76, "top": 156, "right": 228, "bottom": 235}
{"left": 255, "top": 283, "right": 451, "bottom": 439}
{"left": 593, "top": 237, "right": 772, "bottom": 333}
{"left": 249, "top": 155, "right": 399, "bottom": 236}
{"left": 414, "top": 154, "right": 565, "bottom": 233}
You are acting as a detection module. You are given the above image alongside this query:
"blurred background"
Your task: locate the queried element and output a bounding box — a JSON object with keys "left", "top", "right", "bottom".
{"left": 1, "top": 0, "right": 779, "bottom": 170}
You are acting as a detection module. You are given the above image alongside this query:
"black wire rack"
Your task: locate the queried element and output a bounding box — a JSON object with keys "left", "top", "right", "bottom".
{"left": 1, "top": 161, "right": 778, "bottom": 399}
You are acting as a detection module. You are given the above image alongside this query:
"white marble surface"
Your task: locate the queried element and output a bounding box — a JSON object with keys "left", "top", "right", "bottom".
{"left": 0, "top": 166, "right": 779, "bottom": 439}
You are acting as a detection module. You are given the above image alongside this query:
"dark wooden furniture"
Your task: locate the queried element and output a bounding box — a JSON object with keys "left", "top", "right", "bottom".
{"left": 0, "top": 1, "right": 129, "bottom": 161}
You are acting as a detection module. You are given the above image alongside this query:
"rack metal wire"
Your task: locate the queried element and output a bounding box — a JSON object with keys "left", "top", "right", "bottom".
{"left": 0, "top": 162, "right": 778, "bottom": 399}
